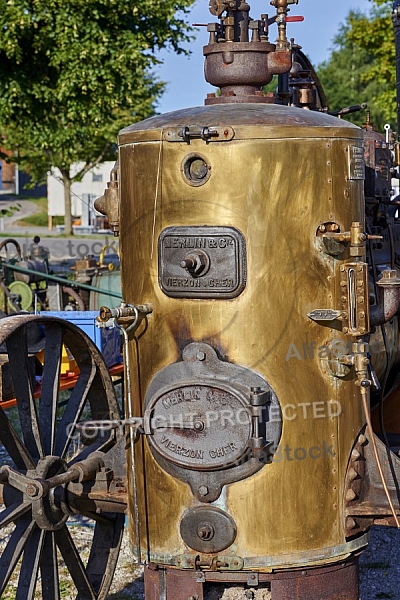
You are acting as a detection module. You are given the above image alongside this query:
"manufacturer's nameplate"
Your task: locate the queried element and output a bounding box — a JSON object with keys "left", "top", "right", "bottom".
{"left": 158, "top": 226, "right": 246, "bottom": 299}
{"left": 348, "top": 145, "right": 365, "bottom": 180}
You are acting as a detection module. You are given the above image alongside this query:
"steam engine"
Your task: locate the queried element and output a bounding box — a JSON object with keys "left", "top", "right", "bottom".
{"left": 3, "top": 1, "right": 400, "bottom": 599}
{"left": 94, "top": 1, "right": 400, "bottom": 597}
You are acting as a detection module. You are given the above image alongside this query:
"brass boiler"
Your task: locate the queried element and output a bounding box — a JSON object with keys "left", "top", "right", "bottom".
{"left": 118, "top": 104, "right": 369, "bottom": 598}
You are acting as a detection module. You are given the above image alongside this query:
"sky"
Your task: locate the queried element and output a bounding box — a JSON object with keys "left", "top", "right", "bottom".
{"left": 155, "top": 0, "right": 374, "bottom": 113}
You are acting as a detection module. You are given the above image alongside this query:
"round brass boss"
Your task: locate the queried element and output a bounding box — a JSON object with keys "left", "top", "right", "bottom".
{"left": 181, "top": 153, "right": 211, "bottom": 186}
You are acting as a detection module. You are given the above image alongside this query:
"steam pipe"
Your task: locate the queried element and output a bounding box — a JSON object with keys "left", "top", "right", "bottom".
{"left": 392, "top": 0, "right": 400, "bottom": 139}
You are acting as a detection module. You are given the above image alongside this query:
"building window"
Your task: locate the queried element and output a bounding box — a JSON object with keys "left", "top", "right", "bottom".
{"left": 92, "top": 173, "right": 103, "bottom": 182}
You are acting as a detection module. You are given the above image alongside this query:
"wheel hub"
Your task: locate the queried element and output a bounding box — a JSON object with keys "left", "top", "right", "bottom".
{"left": 27, "top": 456, "right": 69, "bottom": 531}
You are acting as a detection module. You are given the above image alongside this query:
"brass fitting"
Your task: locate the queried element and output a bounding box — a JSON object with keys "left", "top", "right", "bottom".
{"left": 270, "top": 0, "right": 299, "bottom": 49}
{"left": 322, "top": 221, "right": 382, "bottom": 259}
{"left": 94, "top": 162, "right": 120, "bottom": 237}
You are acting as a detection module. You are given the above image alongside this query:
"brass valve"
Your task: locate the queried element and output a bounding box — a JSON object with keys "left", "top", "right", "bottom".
{"left": 322, "top": 221, "right": 382, "bottom": 258}
{"left": 270, "top": 0, "right": 299, "bottom": 48}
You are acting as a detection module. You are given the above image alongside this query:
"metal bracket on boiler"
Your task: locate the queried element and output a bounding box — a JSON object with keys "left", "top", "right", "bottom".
{"left": 164, "top": 126, "right": 235, "bottom": 143}
{"left": 307, "top": 262, "right": 370, "bottom": 336}
{"left": 340, "top": 263, "right": 370, "bottom": 336}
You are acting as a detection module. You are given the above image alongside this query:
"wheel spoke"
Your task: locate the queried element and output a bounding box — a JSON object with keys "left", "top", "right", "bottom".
{"left": 55, "top": 364, "right": 96, "bottom": 459}
{"left": 39, "top": 325, "right": 63, "bottom": 455}
{"left": 16, "top": 525, "right": 45, "bottom": 600}
{"left": 0, "top": 518, "right": 36, "bottom": 595}
{"left": 86, "top": 513, "right": 125, "bottom": 594}
{"left": 40, "top": 532, "right": 60, "bottom": 600}
{"left": 0, "top": 502, "right": 31, "bottom": 529}
{"left": 0, "top": 405, "right": 35, "bottom": 469}
{"left": 55, "top": 525, "right": 96, "bottom": 600}
{"left": 6, "top": 328, "right": 44, "bottom": 460}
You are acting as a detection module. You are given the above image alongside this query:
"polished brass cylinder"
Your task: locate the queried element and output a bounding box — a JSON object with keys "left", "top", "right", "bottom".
{"left": 118, "top": 104, "right": 368, "bottom": 572}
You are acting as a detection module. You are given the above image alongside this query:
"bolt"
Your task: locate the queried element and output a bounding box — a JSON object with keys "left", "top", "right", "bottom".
{"left": 346, "top": 489, "right": 357, "bottom": 502}
{"left": 346, "top": 517, "right": 358, "bottom": 530}
{"left": 197, "top": 524, "right": 214, "bottom": 541}
{"left": 196, "top": 351, "right": 206, "bottom": 361}
{"left": 198, "top": 486, "right": 209, "bottom": 497}
{"left": 26, "top": 483, "right": 39, "bottom": 498}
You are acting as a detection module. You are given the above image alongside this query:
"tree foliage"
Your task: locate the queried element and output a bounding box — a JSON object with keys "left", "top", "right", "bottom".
{"left": 317, "top": 4, "right": 394, "bottom": 131}
{"left": 347, "top": 0, "right": 395, "bottom": 125}
{"left": 0, "top": 0, "right": 194, "bottom": 233}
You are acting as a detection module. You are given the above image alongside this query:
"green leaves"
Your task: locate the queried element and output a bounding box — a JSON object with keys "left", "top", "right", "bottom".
{"left": 0, "top": 0, "right": 194, "bottom": 186}
{"left": 317, "top": 2, "right": 395, "bottom": 130}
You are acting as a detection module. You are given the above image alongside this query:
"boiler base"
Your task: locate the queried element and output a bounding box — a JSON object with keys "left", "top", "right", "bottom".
{"left": 144, "top": 557, "right": 359, "bottom": 600}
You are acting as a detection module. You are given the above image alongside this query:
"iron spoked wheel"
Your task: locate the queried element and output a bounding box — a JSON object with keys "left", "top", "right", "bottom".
{"left": 0, "top": 315, "right": 126, "bottom": 600}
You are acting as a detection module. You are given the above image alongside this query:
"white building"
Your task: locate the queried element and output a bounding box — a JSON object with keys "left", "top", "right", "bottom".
{"left": 47, "top": 162, "right": 114, "bottom": 232}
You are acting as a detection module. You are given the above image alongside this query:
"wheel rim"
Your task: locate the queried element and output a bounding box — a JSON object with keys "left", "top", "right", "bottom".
{"left": 0, "top": 315, "right": 125, "bottom": 600}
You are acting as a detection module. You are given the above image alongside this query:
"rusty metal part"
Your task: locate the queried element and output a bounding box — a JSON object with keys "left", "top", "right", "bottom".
{"left": 202, "top": 0, "right": 295, "bottom": 103}
{"left": 204, "top": 43, "right": 291, "bottom": 103}
{"left": 0, "top": 315, "right": 126, "bottom": 599}
{"left": 180, "top": 506, "right": 237, "bottom": 553}
{"left": 98, "top": 302, "right": 152, "bottom": 325}
{"left": 344, "top": 425, "right": 400, "bottom": 535}
{"left": 143, "top": 342, "right": 281, "bottom": 502}
{"left": 144, "top": 558, "right": 359, "bottom": 600}
{"left": 370, "top": 269, "right": 400, "bottom": 326}
{"left": 158, "top": 226, "right": 247, "bottom": 299}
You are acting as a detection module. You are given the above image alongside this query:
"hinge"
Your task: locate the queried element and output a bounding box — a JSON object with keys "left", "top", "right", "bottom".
{"left": 164, "top": 126, "right": 235, "bottom": 143}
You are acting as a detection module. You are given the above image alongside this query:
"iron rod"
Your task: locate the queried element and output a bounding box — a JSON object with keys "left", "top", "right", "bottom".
{"left": 3, "top": 263, "right": 122, "bottom": 299}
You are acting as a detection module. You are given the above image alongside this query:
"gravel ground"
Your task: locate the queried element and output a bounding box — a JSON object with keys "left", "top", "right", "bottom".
{"left": 359, "top": 526, "right": 400, "bottom": 600}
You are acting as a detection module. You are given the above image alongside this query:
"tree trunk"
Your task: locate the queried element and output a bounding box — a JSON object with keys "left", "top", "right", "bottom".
{"left": 61, "top": 170, "right": 73, "bottom": 236}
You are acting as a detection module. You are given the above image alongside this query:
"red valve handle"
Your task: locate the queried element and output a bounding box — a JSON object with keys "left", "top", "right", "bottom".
{"left": 285, "top": 16, "right": 304, "bottom": 22}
